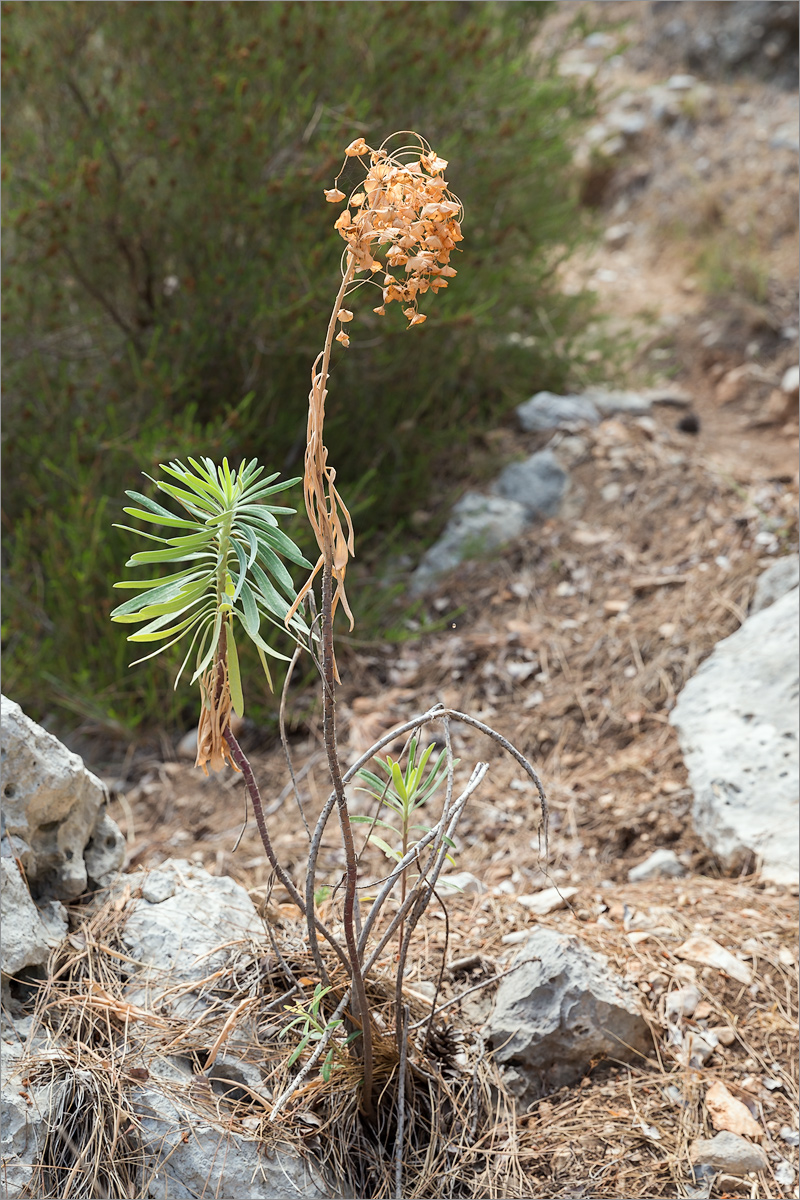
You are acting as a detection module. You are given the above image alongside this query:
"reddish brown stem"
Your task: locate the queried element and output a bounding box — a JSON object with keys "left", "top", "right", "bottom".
{"left": 222, "top": 726, "right": 350, "bottom": 978}
{"left": 320, "top": 557, "right": 375, "bottom": 1121}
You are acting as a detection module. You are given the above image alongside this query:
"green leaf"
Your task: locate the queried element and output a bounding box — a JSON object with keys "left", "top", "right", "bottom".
{"left": 255, "top": 642, "right": 274, "bottom": 692}
{"left": 191, "top": 608, "right": 223, "bottom": 683}
{"left": 113, "top": 568, "right": 207, "bottom": 591}
{"left": 369, "top": 835, "right": 403, "bottom": 863}
{"left": 122, "top": 506, "right": 201, "bottom": 530}
{"left": 238, "top": 579, "right": 260, "bottom": 640}
{"left": 126, "top": 546, "right": 212, "bottom": 565}
{"left": 227, "top": 620, "right": 244, "bottom": 718}
{"left": 231, "top": 538, "right": 248, "bottom": 603}
{"left": 110, "top": 572, "right": 207, "bottom": 617}
{"left": 125, "top": 489, "right": 192, "bottom": 520}
{"left": 159, "top": 466, "right": 221, "bottom": 511}
{"left": 253, "top": 537, "right": 298, "bottom": 597}
{"left": 390, "top": 760, "right": 409, "bottom": 805}
{"left": 351, "top": 815, "right": 401, "bottom": 834}
{"left": 257, "top": 525, "right": 312, "bottom": 569}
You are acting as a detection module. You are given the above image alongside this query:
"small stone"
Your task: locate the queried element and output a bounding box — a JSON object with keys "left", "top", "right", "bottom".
{"left": 516, "top": 391, "right": 600, "bottom": 433}
{"left": 628, "top": 848, "right": 687, "bottom": 882}
{"left": 604, "top": 221, "right": 635, "bottom": 248}
{"left": 437, "top": 871, "right": 487, "bottom": 896}
{"left": 665, "top": 985, "right": 701, "bottom": 1020}
{"left": 177, "top": 727, "right": 199, "bottom": 760}
{"left": 780, "top": 365, "right": 799, "bottom": 399}
{"left": 1, "top": 857, "right": 68, "bottom": 977}
{"left": 601, "top": 481, "right": 622, "bottom": 502}
{"left": 676, "top": 936, "right": 752, "bottom": 986}
{"left": 517, "top": 886, "right": 578, "bottom": 915}
{"left": 707, "top": 1025, "right": 736, "bottom": 1047}
{"left": 667, "top": 74, "right": 697, "bottom": 91}
{"left": 689, "top": 1131, "right": 768, "bottom": 1177}
{"left": 501, "top": 930, "right": 530, "bottom": 946}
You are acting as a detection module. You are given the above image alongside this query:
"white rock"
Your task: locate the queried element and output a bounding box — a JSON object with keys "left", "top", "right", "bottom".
{"left": 665, "top": 985, "right": 701, "bottom": 1021}
{"left": 780, "top": 364, "right": 799, "bottom": 399}
{"left": 516, "top": 391, "right": 600, "bottom": 432}
{"left": 131, "top": 1056, "right": 332, "bottom": 1198}
{"left": 676, "top": 935, "right": 752, "bottom": 986}
{"left": 0, "top": 696, "right": 124, "bottom": 900}
{"left": 628, "top": 848, "right": 687, "bottom": 882}
{"left": 690, "top": 1131, "right": 768, "bottom": 1176}
{"left": 750, "top": 554, "right": 799, "bottom": 615}
{"left": 410, "top": 492, "right": 528, "bottom": 595}
{"left": 121, "top": 860, "right": 264, "bottom": 1017}
{"left": 670, "top": 588, "right": 799, "bottom": 884}
{"left": 0, "top": 858, "right": 68, "bottom": 978}
{"left": 517, "top": 886, "right": 578, "bottom": 915}
{"left": 0, "top": 1041, "right": 68, "bottom": 1199}
{"left": 485, "top": 925, "right": 651, "bottom": 1102}
{"left": 437, "top": 871, "right": 487, "bottom": 896}
{"left": 667, "top": 74, "right": 697, "bottom": 91}
{"left": 491, "top": 448, "right": 569, "bottom": 519}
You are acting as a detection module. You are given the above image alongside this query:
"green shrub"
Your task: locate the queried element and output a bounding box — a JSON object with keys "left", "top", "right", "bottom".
{"left": 1, "top": 0, "right": 596, "bottom": 731}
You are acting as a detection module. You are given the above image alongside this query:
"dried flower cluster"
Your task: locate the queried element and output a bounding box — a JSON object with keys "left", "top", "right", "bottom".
{"left": 325, "top": 132, "right": 463, "bottom": 346}
{"left": 286, "top": 133, "right": 462, "bottom": 656}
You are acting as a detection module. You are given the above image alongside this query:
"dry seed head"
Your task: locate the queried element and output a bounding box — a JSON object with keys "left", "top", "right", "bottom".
{"left": 324, "top": 131, "right": 463, "bottom": 332}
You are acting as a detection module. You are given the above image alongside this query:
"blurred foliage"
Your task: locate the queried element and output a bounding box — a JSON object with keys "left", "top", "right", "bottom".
{"left": 1, "top": 0, "right": 598, "bottom": 734}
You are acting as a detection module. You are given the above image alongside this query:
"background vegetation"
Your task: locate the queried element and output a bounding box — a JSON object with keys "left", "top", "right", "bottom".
{"left": 2, "top": 0, "right": 597, "bottom": 735}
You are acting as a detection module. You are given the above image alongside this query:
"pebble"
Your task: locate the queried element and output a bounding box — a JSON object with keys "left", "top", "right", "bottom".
{"left": 665, "top": 984, "right": 701, "bottom": 1020}
{"left": 516, "top": 391, "right": 599, "bottom": 433}
{"left": 690, "top": 1131, "right": 768, "bottom": 1177}
{"left": 628, "top": 847, "right": 687, "bottom": 882}
{"left": 605, "top": 221, "right": 635, "bottom": 248}
{"left": 667, "top": 74, "right": 697, "bottom": 91}
{"left": 517, "top": 886, "right": 578, "bottom": 915}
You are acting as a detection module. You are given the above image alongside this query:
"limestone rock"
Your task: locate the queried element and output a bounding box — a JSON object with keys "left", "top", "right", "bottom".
{"left": 410, "top": 491, "right": 528, "bottom": 595}
{"left": 484, "top": 925, "right": 651, "bottom": 1104}
{"left": 669, "top": 588, "right": 799, "bottom": 883}
{"left": 121, "top": 860, "right": 265, "bottom": 1018}
{"left": 516, "top": 391, "right": 600, "bottom": 433}
{"left": 690, "top": 1131, "right": 768, "bottom": 1177}
{"left": 750, "top": 554, "right": 799, "bottom": 615}
{"left": 0, "top": 696, "right": 124, "bottom": 901}
{"left": 0, "top": 857, "right": 68, "bottom": 978}
{"left": 491, "top": 449, "right": 569, "bottom": 519}
{"left": 134, "top": 1057, "right": 332, "bottom": 1199}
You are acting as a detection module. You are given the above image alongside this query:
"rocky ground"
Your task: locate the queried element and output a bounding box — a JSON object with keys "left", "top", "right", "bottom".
{"left": 3, "top": 5, "right": 798, "bottom": 1199}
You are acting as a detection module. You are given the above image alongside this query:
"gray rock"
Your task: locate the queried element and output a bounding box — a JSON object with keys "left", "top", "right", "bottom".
{"left": 485, "top": 925, "right": 651, "bottom": 1104}
{"left": 583, "top": 389, "right": 652, "bottom": 416}
{"left": 690, "top": 1131, "right": 768, "bottom": 1177}
{"left": 628, "top": 848, "right": 687, "bottom": 882}
{"left": 84, "top": 811, "right": 125, "bottom": 890}
{"left": 0, "top": 857, "right": 68, "bottom": 978}
{"left": 133, "top": 1056, "right": 332, "bottom": 1199}
{"left": 0, "top": 696, "right": 124, "bottom": 901}
{"left": 121, "top": 859, "right": 265, "bottom": 1017}
{"left": 516, "top": 391, "right": 600, "bottom": 433}
{"left": 781, "top": 364, "right": 799, "bottom": 398}
{"left": 0, "top": 1041, "right": 67, "bottom": 1199}
{"left": 607, "top": 109, "right": 649, "bottom": 138}
{"left": 751, "top": 554, "right": 799, "bottom": 615}
{"left": 670, "top": 588, "right": 799, "bottom": 884}
{"left": 517, "top": 886, "right": 578, "bottom": 915}
{"left": 491, "top": 449, "right": 568, "bottom": 519}
{"left": 410, "top": 492, "right": 528, "bottom": 595}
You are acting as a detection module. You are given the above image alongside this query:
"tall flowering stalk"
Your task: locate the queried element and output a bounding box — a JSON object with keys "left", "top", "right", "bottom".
{"left": 286, "top": 133, "right": 463, "bottom": 1118}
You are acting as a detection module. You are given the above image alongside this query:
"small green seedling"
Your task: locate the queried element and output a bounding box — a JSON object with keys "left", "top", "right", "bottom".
{"left": 355, "top": 737, "right": 456, "bottom": 867}
{"left": 281, "top": 984, "right": 361, "bottom": 1083}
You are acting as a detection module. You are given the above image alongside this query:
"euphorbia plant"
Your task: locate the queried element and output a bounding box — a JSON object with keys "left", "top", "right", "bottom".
{"left": 112, "top": 134, "right": 547, "bottom": 1145}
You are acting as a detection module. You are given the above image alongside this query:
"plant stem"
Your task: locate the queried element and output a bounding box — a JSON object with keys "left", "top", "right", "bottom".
{"left": 320, "top": 556, "right": 375, "bottom": 1121}
{"left": 222, "top": 726, "right": 349, "bottom": 977}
